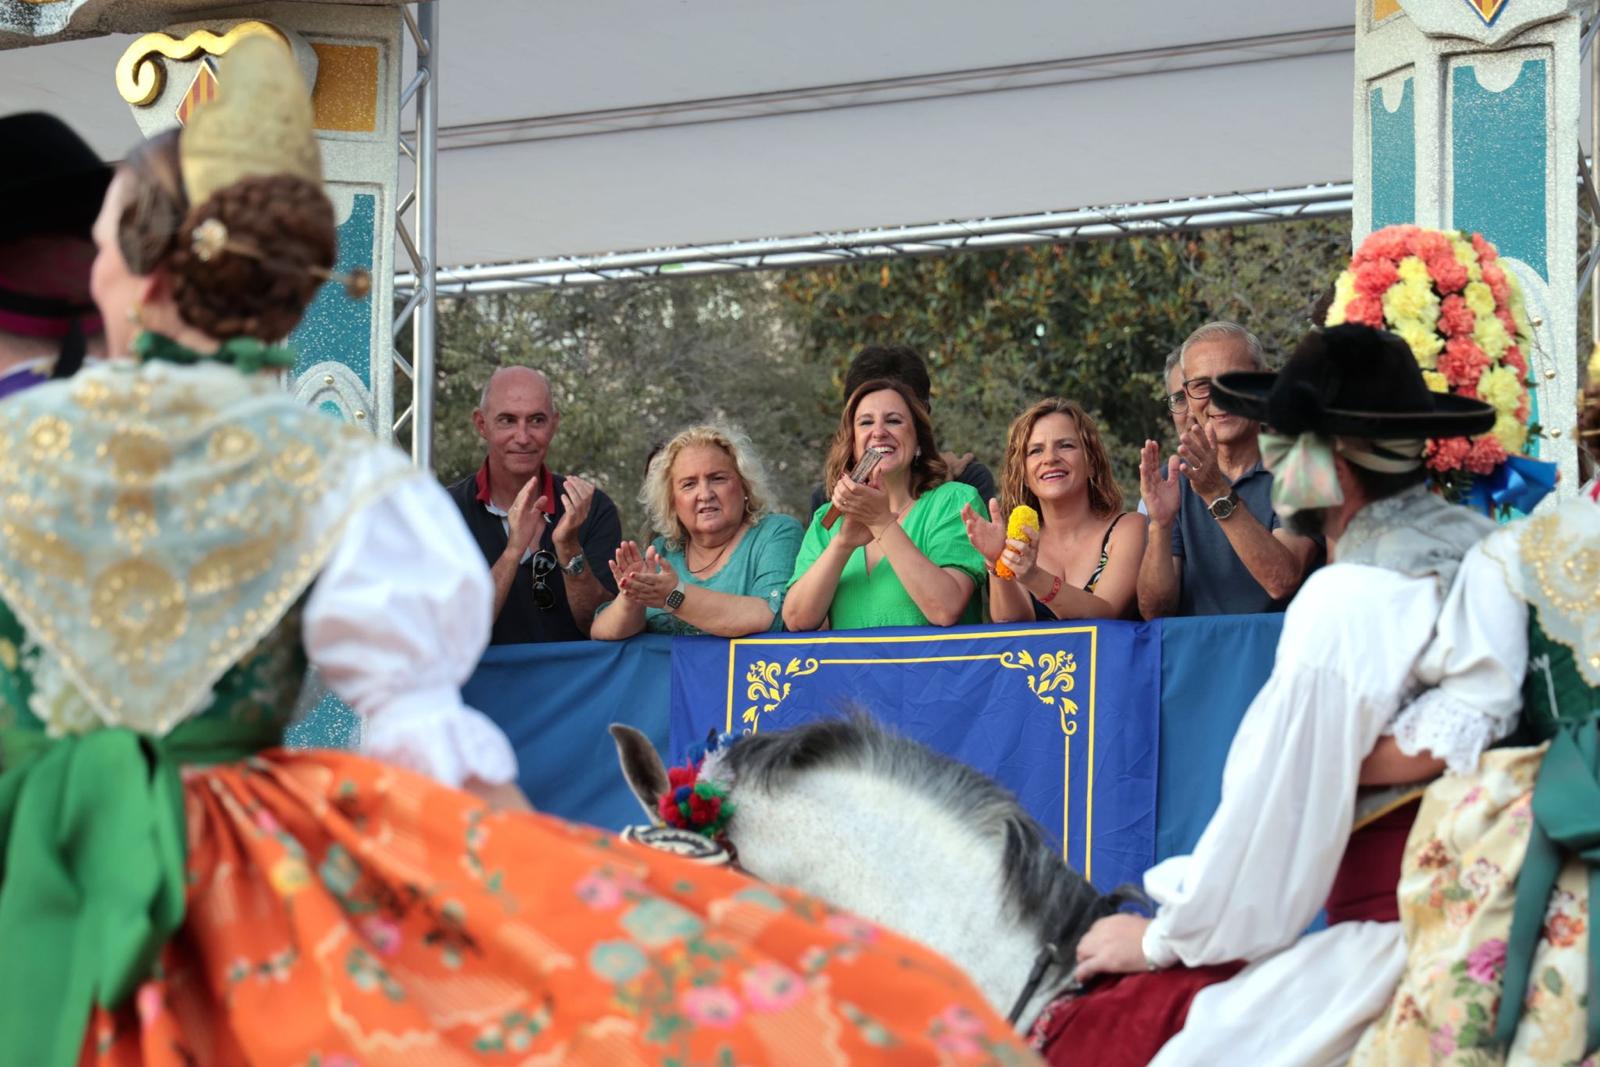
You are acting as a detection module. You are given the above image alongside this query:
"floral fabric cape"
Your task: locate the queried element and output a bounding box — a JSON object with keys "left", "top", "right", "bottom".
{"left": 1352, "top": 746, "right": 1592, "bottom": 1067}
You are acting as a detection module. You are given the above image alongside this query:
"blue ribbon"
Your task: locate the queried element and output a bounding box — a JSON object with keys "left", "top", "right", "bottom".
{"left": 1467, "top": 455, "right": 1559, "bottom": 518}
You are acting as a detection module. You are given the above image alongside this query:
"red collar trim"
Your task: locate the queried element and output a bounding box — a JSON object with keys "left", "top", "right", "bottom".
{"left": 476, "top": 458, "right": 556, "bottom": 511}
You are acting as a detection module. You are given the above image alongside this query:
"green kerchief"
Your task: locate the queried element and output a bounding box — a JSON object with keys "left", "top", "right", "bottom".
{"left": 0, "top": 716, "right": 280, "bottom": 1066}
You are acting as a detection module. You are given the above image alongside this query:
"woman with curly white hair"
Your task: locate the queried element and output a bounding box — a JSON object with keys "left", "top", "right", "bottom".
{"left": 592, "top": 423, "right": 802, "bottom": 638}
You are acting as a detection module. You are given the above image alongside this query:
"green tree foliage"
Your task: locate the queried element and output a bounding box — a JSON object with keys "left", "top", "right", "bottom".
{"left": 430, "top": 274, "right": 832, "bottom": 535}
{"left": 780, "top": 239, "right": 1205, "bottom": 486}
{"left": 428, "top": 217, "right": 1352, "bottom": 525}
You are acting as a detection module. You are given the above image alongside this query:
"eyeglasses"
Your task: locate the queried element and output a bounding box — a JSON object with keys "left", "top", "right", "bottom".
{"left": 530, "top": 549, "right": 558, "bottom": 611}
{"left": 1163, "top": 377, "right": 1213, "bottom": 412}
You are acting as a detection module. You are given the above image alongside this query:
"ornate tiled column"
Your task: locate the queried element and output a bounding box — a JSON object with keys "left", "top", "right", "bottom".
{"left": 1354, "top": 0, "right": 1594, "bottom": 494}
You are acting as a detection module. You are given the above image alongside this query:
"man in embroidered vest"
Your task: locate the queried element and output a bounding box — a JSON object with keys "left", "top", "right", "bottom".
{"left": 447, "top": 366, "right": 621, "bottom": 643}
{"left": 0, "top": 113, "right": 110, "bottom": 399}
{"left": 1038, "top": 326, "right": 1512, "bottom": 1066}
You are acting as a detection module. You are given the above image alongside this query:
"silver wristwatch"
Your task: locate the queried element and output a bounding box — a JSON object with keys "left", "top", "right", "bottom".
{"left": 1207, "top": 491, "right": 1239, "bottom": 521}
{"left": 561, "top": 552, "right": 587, "bottom": 577}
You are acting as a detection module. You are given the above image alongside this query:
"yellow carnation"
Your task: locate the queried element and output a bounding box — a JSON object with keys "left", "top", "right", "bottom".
{"left": 1492, "top": 413, "right": 1527, "bottom": 455}
{"left": 1396, "top": 256, "right": 1432, "bottom": 287}
{"left": 1396, "top": 320, "right": 1444, "bottom": 369}
{"left": 1383, "top": 278, "right": 1438, "bottom": 324}
{"left": 1463, "top": 281, "right": 1496, "bottom": 317}
{"left": 1422, "top": 370, "right": 1450, "bottom": 393}
{"left": 1478, "top": 365, "right": 1524, "bottom": 416}
{"left": 1454, "top": 239, "right": 1483, "bottom": 281}
{"left": 1326, "top": 271, "right": 1356, "bottom": 326}
{"left": 1473, "top": 315, "right": 1510, "bottom": 360}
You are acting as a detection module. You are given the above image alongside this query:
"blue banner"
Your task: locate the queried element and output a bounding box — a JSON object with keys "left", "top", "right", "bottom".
{"left": 669, "top": 621, "right": 1161, "bottom": 892}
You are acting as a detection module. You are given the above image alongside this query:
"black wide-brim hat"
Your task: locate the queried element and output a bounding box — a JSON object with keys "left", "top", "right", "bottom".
{"left": 1211, "top": 324, "right": 1496, "bottom": 439}
{"left": 0, "top": 112, "right": 112, "bottom": 243}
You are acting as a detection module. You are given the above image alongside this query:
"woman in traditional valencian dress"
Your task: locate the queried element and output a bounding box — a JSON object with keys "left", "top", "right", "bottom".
{"left": 0, "top": 39, "right": 1036, "bottom": 1067}
{"left": 1353, "top": 369, "right": 1600, "bottom": 1066}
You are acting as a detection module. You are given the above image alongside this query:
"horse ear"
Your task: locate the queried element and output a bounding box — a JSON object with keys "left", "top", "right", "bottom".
{"left": 610, "top": 724, "right": 670, "bottom": 826}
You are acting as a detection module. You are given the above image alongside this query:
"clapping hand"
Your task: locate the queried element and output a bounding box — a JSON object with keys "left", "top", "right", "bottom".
{"left": 1139, "top": 440, "right": 1182, "bottom": 527}
{"left": 831, "top": 470, "right": 894, "bottom": 535}
{"left": 1177, "top": 423, "right": 1228, "bottom": 501}
{"left": 552, "top": 476, "right": 596, "bottom": 554}
{"left": 505, "top": 477, "right": 551, "bottom": 561}
{"left": 615, "top": 545, "right": 680, "bottom": 609}
{"left": 609, "top": 541, "right": 651, "bottom": 600}
{"left": 962, "top": 497, "right": 1007, "bottom": 567}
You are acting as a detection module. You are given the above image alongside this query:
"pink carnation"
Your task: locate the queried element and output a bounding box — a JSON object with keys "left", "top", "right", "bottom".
{"left": 1438, "top": 295, "right": 1477, "bottom": 338}
{"left": 1501, "top": 347, "right": 1527, "bottom": 375}
{"left": 1427, "top": 437, "right": 1471, "bottom": 473}
{"left": 1471, "top": 232, "right": 1499, "bottom": 263}
{"left": 1515, "top": 397, "right": 1530, "bottom": 422}
{"left": 1439, "top": 338, "right": 1489, "bottom": 387}
{"left": 1481, "top": 261, "right": 1506, "bottom": 288}
{"left": 1355, "top": 260, "right": 1400, "bottom": 297}
{"left": 1355, "top": 225, "right": 1412, "bottom": 264}
{"left": 1415, "top": 229, "right": 1453, "bottom": 261}
{"left": 1464, "top": 435, "right": 1507, "bottom": 475}
{"left": 1344, "top": 294, "right": 1386, "bottom": 328}
{"left": 1497, "top": 308, "right": 1519, "bottom": 338}
{"left": 1426, "top": 253, "right": 1469, "bottom": 295}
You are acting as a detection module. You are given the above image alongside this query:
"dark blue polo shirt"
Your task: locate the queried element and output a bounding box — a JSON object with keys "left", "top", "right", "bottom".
{"left": 1169, "top": 461, "right": 1314, "bottom": 616}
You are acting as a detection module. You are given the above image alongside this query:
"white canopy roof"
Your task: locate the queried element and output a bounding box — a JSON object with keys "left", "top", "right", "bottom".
{"left": 1, "top": 1, "right": 1356, "bottom": 268}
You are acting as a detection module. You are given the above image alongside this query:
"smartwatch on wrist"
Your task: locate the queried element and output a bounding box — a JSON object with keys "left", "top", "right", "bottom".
{"left": 1207, "top": 491, "right": 1239, "bottom": 521}
{"left": 561, "top": 552, "right": 587, "bottom": 577}
{"left": 664, "top": 579, "right": 687, "bottom": 613}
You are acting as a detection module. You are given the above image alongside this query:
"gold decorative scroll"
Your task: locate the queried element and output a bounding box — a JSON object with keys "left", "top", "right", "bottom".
{"left": 115, "top": 21, "right": 289, "bottom": 107}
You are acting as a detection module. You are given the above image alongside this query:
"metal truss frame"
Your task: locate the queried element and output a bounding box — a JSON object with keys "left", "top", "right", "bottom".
{"left": 398, "top": 183, "right": 1353, "bottom": 298}
{"left": 392, "top": 0, "right": 439, "bottom": 467}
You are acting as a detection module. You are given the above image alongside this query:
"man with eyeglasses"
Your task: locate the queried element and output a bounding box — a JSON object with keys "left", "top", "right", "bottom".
{"left": 447, "top": 366, "right": 621, "bottom": 644}
{"left": 1136, "top": 322, "right": 1321, "bottom": 618}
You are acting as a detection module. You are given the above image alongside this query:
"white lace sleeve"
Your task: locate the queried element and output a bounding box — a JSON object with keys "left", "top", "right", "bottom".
{"left": 302, "top": 473, "right": 517, "bottom": 788}
{"left": 1385, "top": 536, "right": 1527, "bottom": 775}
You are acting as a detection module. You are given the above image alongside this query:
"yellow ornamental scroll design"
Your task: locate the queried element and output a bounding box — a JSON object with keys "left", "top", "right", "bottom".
{"left": 742, "top": 657, "right": 820, "bottom": 732}
{"left": 116, "top": 21, "right": 290, "bottom": 107}
{"left": 999, "top": 649, "right": 1080, "bottom": 734}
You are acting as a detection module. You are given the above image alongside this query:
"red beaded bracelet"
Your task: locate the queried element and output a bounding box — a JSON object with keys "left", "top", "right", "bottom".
{"left": 1038, "top": 574, "right": 1064, "bottom": 605}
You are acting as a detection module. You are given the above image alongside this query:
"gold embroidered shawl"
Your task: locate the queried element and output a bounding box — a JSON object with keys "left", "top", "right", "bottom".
{"left": 0, "top": 361, "right": 419, "bottom": 735}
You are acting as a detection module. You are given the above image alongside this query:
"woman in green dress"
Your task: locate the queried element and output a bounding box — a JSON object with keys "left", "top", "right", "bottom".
{"left": 784, "top": 377, "right": 987, "bottom": 631}
{"left": 591, "top": 423, "right": 802, "bottom": 637}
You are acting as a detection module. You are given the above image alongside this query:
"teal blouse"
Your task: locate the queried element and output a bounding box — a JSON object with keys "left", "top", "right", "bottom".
{"left": 598, "top": 513, "right": 804, "bottom": 637}
{"left": 789, "top": 480, "right": 987, "bottom": 630}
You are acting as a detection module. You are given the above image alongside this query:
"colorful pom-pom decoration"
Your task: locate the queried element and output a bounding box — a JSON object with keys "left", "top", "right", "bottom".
{"left": 656, "top": 730, "right": 740, "bottom": 838}
{"left": 995, "top": 505, "right": 1040, "bottom": 580}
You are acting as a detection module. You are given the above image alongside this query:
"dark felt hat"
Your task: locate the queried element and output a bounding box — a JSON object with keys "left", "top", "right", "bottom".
{"left": 1211, "top": 324, "right": 1496, "bottom": 439}
{"left": 0, "top": 112, "right": 112, "bottom": 243}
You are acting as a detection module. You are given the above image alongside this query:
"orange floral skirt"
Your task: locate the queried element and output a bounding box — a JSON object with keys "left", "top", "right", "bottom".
{"left": 84, "top": 749, "right": 1037, "bottom": 1066}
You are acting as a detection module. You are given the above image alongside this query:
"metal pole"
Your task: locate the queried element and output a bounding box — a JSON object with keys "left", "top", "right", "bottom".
{"left": 411, "top": 0, "right": 439, "bottom": 469}
{"left": 1580, "top": 39, "right": 1593, "bottom": 340}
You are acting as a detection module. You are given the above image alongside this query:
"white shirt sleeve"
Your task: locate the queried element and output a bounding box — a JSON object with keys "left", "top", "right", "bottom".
{"left": 1384, "top": 536, "right": 1527, "bottom": 776}
{"left": 1141, "top": 566, "right": 1443, "bottom": 969}
{"left": 302, "top": 473, "right": 518, "bottom": 788}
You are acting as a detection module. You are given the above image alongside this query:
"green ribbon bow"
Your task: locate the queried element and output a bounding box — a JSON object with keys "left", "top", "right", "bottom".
{"left": 1259, "top": 431, "right": 1343, "bottom": 519}
{"left": 0, "top": 716, "right": 281, "bottom": 1066}
{"left": 134, "top": 329, "right": 297, "bottom": 374}
{"left": 1495, "top": 716, "right": 1600, "bottom": 1055}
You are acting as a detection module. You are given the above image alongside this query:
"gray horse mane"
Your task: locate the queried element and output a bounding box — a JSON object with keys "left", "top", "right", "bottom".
{"left": 718, "top": 712, "right": 1124, "bottom": 951}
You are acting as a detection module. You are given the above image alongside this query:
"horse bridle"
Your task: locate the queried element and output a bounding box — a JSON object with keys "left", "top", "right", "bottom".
{"left": 1005, "top": 882, "right": 1150, "bottom": 1027}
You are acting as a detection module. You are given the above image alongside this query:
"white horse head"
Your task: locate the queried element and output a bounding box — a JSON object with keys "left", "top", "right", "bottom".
{"left": 612, "top": 714, "right": 1135, "bottom": 1031}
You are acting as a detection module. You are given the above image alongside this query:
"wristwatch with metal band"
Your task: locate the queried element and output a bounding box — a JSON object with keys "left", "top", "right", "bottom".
{"left": 562, "top": 552, "right": 587, "bottom": 577}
